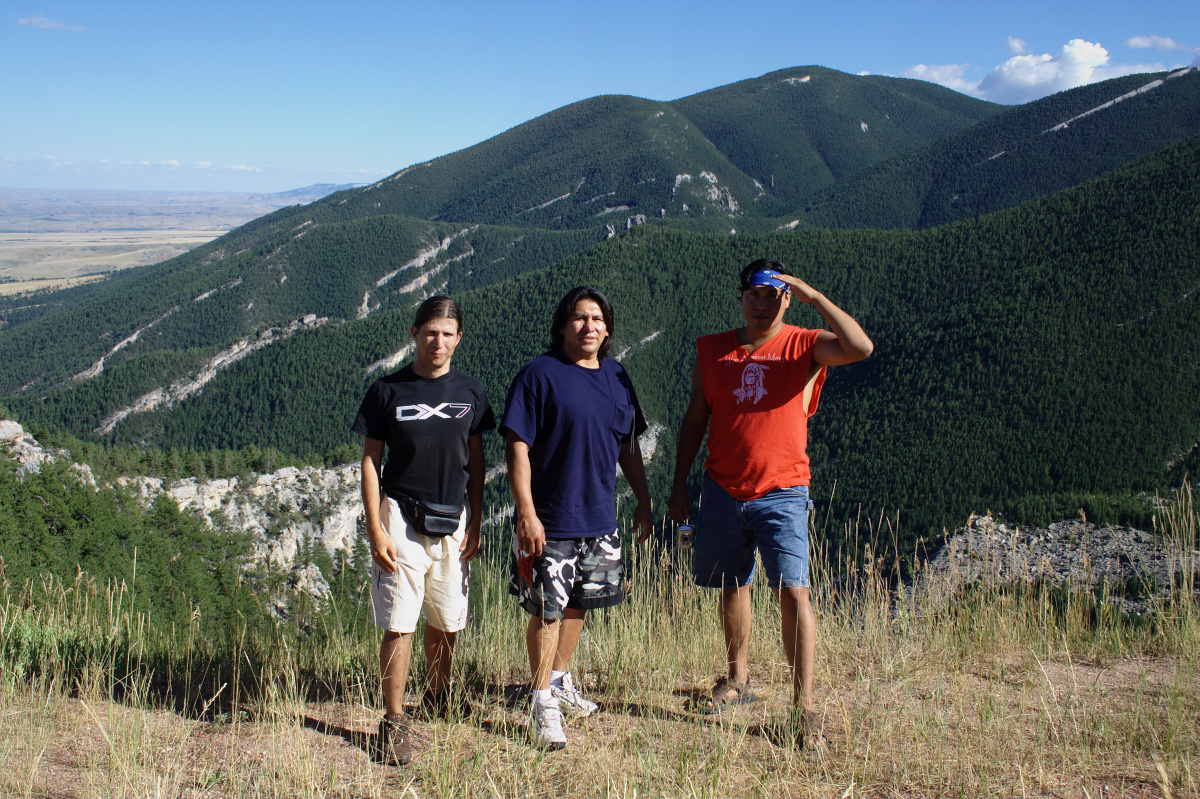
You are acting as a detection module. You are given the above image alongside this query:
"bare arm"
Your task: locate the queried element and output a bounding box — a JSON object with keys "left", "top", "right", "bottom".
{"left": 668, "top": 360, "right": 712, "bottom": 523}
{"left": 460, "top": 434, "right": 485, "bottom": 561}
{"left": 778, "top": 275, "right": 874, "bottom": 366}
{"left": 361, "top": 437, "right": 397, "bottom": 573}
{"left": 505, "top": 428, "right": 545, "bottom": 557}
{"left": 617, "top": 435, "right": 654, "bottom": 544}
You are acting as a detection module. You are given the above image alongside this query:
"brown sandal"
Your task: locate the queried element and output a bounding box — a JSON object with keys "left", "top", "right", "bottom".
{"left": 704, "top": 676, "right": 756, "bottom": 715}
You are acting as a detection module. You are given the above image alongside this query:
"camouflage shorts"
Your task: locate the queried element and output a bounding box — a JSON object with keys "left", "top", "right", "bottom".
{"left": 509, "top": 531, "right": 624, "bottom": 619}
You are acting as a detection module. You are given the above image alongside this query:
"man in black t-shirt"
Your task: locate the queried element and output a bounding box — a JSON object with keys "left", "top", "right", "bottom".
{"left": 352, "top": 296, "right": 495, "bottom": 766}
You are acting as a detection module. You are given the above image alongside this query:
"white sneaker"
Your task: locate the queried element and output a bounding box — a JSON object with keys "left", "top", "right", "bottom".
{"left": 530, "top": 701, "right": 567, "bottom": 750}
{"left": 551, "top": 672, "right": 598, "bottom": 718}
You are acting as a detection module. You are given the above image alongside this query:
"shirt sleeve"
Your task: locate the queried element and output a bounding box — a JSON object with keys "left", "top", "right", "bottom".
{"left": 470, "top": 384, "right": 498, "bottom": 437}
{"left": 614, "top": 363, "right": 648, "bottom": 441}
{"left": 629, "top": 382, "right": 648, "bottom": 440}
{"left": 351, "top": 380, "right": 387, "bottom": 440}
{"left": 500, "top": 363, "right": 540, "bottom": 445}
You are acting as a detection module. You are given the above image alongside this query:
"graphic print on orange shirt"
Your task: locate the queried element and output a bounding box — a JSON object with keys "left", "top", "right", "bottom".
{"left": 733, "top": 362, "right": 770, "bottom": 404}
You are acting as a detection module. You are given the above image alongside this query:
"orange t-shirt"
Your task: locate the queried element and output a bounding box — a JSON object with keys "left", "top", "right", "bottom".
{"left": 699, "top": 325, "right": 826, "bottom": 500}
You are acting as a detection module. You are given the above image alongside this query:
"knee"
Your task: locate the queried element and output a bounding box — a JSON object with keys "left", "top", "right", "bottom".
{"left": 778, "top": 585, "right": 810, "bottom": 609}
{"left": 531, "top": 615, "right": 560, "bottom": 631}
{"left": 427, "top": 626, "right": 457, "bottom": 645}
{"left": 720, "top": 584, "right": 749, "bottom": 602}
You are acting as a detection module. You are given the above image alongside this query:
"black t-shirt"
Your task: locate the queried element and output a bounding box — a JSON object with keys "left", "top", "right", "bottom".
{"left": 352, "top": 365, "right": 496, "bottom": 507}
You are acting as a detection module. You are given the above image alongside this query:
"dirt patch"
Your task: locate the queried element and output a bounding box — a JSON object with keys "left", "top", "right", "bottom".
{"left": 5, "top": 655, "right": 1195, "bottom": 797}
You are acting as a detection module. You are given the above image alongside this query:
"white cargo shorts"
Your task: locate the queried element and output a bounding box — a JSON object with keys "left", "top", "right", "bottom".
{"left": 370, "top": 494, "right": 470, "bottom": 634}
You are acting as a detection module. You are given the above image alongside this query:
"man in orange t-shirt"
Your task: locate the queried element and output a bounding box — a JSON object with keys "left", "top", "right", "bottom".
{"left": 668, "top": 259, "right": 873, "bottom": 746}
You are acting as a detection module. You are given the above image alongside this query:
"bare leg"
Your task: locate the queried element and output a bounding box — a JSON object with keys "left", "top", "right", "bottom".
{"left": 552, "top": 608, "right": 587, "bottom": 673}
{"left": 777, "top": 585, "right": 816, "bottom": 711}
{"left": 526, "top": 615, "right": 561, "bottom": 691}
{"left": 423, "top": 625, "right": 457, "bottom": 695}
{"left": 380, "top": 630, "right": 414, "bottom": 716}
{"left": 719, "top": 584, "right": 752, "bottom": 685}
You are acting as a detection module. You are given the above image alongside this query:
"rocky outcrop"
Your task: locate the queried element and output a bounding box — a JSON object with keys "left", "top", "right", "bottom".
{"left": 95, "top": 314, "right": 329, "bottom": 435}
{"left": 8, "top": 416, "right": 1195, "bottom": 619}
{"left": 914, "top": 513, "right": 1198, "bottom": 615}
{"left": 3, "top": 419, "right": 362, "bottom": 605}
{"left": 117, "top": 464, "right": 364, "bottom": 600}
{"left": 0, "top": 419, "right": 95, "bottom": 486}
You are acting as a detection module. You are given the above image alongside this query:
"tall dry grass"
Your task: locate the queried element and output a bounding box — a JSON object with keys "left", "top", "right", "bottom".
{"left": 1, "top": 486, "right": 1197, "bottom": 797}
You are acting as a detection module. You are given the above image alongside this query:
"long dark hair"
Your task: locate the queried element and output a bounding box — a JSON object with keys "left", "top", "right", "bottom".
{"left": 412, "top": 295, "right": 463, "bottom": 333}
{"left": 550, "top": 286, "right": 614, "bottom": 360}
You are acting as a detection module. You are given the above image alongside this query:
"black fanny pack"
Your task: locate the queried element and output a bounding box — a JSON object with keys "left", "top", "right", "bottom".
{"left": 391, "top": 491, "right": 462, "bottom": 537}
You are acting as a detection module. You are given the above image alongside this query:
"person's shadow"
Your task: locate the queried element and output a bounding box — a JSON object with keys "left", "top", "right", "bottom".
{"left": 301, "top": 680, "right": 700, "bottom": 758}
{"left": 301, "top": 716, "right": 385, "bottom": 763}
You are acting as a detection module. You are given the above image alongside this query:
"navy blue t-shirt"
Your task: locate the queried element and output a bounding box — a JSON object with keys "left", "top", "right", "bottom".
{"left": 352, "top": 365, "right": 495, "bottom": 507}
{"left": 501, "top": 350, "right": 648, "bottom": 538}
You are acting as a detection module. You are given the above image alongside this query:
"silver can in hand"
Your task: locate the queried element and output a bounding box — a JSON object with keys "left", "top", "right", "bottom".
{"left": 678, "top": 523, "right": 693, "bottom": 551}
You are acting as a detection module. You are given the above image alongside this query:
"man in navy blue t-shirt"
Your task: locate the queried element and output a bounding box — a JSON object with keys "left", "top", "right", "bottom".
{"left": 502, "top": 286, "right": 653, "bottom": 750}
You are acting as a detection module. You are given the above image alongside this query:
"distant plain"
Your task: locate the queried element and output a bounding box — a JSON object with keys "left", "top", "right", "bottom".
{"left": 0, "top": 187, "right": 343, "bottom": 295}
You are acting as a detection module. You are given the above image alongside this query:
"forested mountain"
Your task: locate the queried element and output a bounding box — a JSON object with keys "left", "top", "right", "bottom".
{"left": 3, "top": 68, "right": 1190, "bottom": 405}
{"left": 672, "top": 67, "right": 1000, "bottom": 211}
{"left": 0, "top": 67, "right": 999, "bottom": 402}
{"left": 321, "top": 66, "right": 1001, "bottom": 229}
{"left": 8, "top": 135, "right": 1198, "bottom": 552}
{"left": 787, "top": 67, "right": 1200, "bottom": 229}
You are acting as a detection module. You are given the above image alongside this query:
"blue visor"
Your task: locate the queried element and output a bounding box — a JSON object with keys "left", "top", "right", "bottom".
{"left": 748, "top": 269, "right": 789, "bottom": 291}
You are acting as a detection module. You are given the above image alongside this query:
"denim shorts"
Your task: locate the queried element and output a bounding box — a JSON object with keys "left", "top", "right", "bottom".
{"left": 692, "top": 476, "right": 813, "bottom": 589}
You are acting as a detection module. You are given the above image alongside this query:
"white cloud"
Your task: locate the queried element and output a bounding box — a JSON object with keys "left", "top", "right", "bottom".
{"left": 1126, "top": 35, "right": 1187, "bottom": 51}
{"left": 903, "top": 38, "right": 1176, "bottom": 105}
{"left": 899, "top": 63, "right": 977, "bottom": 95}
{"left": 1126, "top": 34, "right": 1200, "bottom": 66}
{"left": 1006, "top": 36, "right": 1030, "bottom": 55}
{"left": 978, "top": 39, "right": 1162, "bottom": 104}
{"left": 18, "top": 14, "right": 86, "bottom": 32}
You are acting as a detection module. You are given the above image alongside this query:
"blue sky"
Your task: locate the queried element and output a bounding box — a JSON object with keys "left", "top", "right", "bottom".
{"left": 2, "top": 1, "right": 1196, "bottom": 193}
